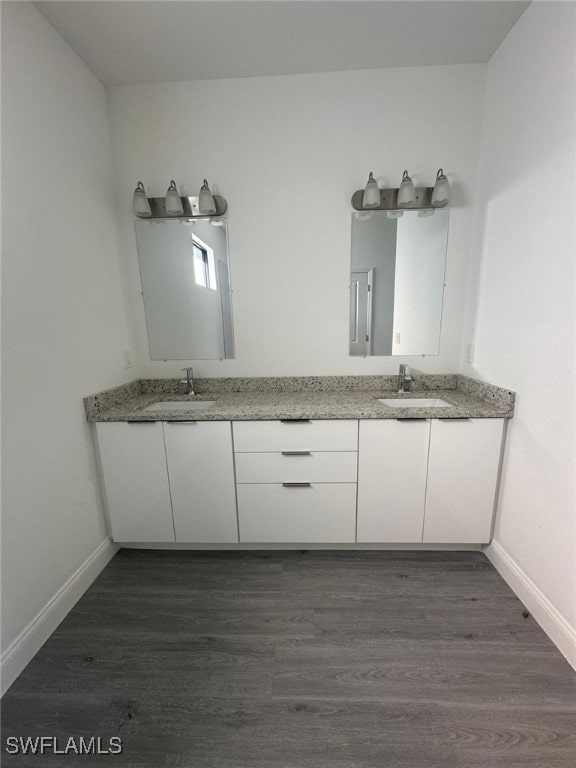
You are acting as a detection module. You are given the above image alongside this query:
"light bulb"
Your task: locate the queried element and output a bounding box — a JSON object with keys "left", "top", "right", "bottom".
{"left": 133, "top": 181, "right": 151, "bottom": 217}
{"left": 362, "top": 172, "right": 380, "bottom": 209}
{"left": 397, "top": 170, "right": 416, "bottom": 207}
{"left": 199, "top": 179, "right": 217, "bottom": 215}
{"left": 165, "top": 179, "right": 183, "bottom": 216}
{"left": 431, "top": 169, "right": 450, "bottom": 207}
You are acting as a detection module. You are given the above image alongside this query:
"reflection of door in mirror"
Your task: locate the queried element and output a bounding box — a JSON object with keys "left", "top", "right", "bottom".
{"left": 135, "top": 219, "right": 235, "bottom": 360}
{"left": 350, "top": 270, "right": 373, "bottom": 356}
{"left": 349, "top": 210, "right": 448, "bottom": 356}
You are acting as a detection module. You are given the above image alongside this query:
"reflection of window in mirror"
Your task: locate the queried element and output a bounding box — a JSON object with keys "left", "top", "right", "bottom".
{"left": 349, "top": 210, "right": 449, "bottom": 356}
{"left": 192, "top": 235, "right": 217, "bottom": 290}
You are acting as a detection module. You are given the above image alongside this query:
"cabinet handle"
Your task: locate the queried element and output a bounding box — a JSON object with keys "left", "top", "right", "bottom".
{"left": 127, "top": 420, "right": 156, "bottom": 424}
{"left": 438, "top": 418, "right": 470, "bottom": 422}
{"left": 281, "top": 451, "right": 312, "bottom": 456}
{"left": 280, "top": 419, "right": 312, "bottom": 424}
{"left": 282, "top": 482, "right": 312, "bottom": 488}
{"left": 165, "top": 421, "right": 198, "bottom": 424}
{"left": 395, "top": 418, "right": 427, "bottom": 422}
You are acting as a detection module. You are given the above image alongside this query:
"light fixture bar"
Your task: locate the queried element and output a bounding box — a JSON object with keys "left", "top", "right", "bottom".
{"left": 351, "top": 186, "right": 436, "bottom": 211}
{"left": 136, "top": 194, "right": 228, "bottom": 219}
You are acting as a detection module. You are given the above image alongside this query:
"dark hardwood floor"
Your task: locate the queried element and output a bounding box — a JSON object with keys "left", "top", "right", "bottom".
{"left": 2, "top": 550, "right": 575, "bottom": 767}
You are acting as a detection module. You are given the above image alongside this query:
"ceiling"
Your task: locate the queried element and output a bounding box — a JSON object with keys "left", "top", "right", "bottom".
{"left": 36, "top": 0, "right": 530, "bottom": 87}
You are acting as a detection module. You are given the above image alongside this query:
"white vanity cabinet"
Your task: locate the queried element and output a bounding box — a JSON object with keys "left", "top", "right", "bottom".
{"left": 357, "top": 417, "right": 505, "bottom": 544}
{"left": 163, "top": 421, "right": 238, "bottom": 542}
{"left": 95, "top": 421, "right": 238, "bottom": 543}
{"left": 423, "top": 418, "right": 505, "bottom": 543}
{"left": 357, "top": 419, "right": 430, "bottom": 542}
{"left": 95, "top": 414, "right": 506, "bottom": 546}
{"left": 95, "top": 422, "right": 175, "bottom": 542}
{"left": 233, "top": 420, "right": 358, "bottom": 543}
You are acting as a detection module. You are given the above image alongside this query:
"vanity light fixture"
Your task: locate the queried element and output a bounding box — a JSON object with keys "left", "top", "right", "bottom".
{"left": 431, "top": 168, "right": 451, "bottom": 207}
{"left": 165, "top": 179, "right": 184, "bottom": 216}
{"left": 132, "top": 179, "right": 228, "bottom": 219}
{"left": 352, "top": 168, "right": 450, "bottom": 212}
{"left": 362, "top": 172, "right": 381, "bottom": 208}
{"left": 198, "top": 179, "right": 217, "bottom": 215}
{"left": 397, "top": 170, "right": 416, "bottom": 207}
{"left": 132, "top": 181, "right": 152, "bottom": 217}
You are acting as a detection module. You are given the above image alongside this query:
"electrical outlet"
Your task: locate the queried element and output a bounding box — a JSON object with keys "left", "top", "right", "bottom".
{"left": 465, "top": 343, "right": 475, "bottom": 363}
{"left": 122, "top": 348, "right": 133, "bottom": 369}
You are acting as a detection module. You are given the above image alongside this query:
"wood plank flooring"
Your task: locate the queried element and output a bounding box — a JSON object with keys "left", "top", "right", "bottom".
{"left": 2, "top": 550, "right": 575, "bottom": 767}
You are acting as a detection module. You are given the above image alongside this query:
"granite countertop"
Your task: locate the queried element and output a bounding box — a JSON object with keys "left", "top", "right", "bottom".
{"left": 85, "top": 375, "right": 515, "bottom": 422}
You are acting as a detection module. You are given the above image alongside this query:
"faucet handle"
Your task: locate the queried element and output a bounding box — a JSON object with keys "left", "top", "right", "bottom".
{"left": 181, "top": 367, "right": 194, "bottom": 376}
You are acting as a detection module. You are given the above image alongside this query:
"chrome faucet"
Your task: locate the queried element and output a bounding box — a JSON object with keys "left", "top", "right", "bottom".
{"left": 397, "top": 364, "right": 412, "bottom": 394}
{"left": 181, "top": 367, "right": 195, "bottom": 396}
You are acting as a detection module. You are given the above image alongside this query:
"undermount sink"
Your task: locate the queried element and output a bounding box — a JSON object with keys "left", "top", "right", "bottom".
{"left": 143, "top": 400, "right": 215, "bottom": 412}
{"left": 377, "top": 398, "right": 453, "bottom": 408}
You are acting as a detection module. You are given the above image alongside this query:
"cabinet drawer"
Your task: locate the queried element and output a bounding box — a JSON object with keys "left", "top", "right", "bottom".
{"left": 235, "top": 451, "right": 357, "bottom": 484}
{"left": 233, "top": 420, "right": 358, "bottom": 452}
{"left": 237, "top": 483, "right": 357, "bottom": 543}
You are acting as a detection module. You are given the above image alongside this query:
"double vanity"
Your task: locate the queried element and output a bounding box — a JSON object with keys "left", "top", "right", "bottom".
{"left": 85, "top": 374, "right": 514, "bottom": 548}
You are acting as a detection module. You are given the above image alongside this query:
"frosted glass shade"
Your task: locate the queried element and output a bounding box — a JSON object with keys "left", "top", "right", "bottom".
{"left": 165, "top": 180, "right": 184, "bottom": 216}
{"left": 198, "top": 179, "right": 217, "bottom": 215}
{"left": 432, "top": 169, "right": 450, "bottom": 207}
{"left": 362, "top": 172, "right": 380, "bottom": 208}
{"left": 397, "top": 170, "right": 416, "bottom": 207}
{"left": 133, "top": 181, "right": 151, "bottom": 217}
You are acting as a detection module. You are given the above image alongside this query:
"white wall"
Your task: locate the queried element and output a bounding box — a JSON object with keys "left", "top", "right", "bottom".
{"left": 1, "top": 3, "right": 135, "bottom": 674}
{"left": 462, "top": 3, "right": 576, "bottom": 637}
{"left": 107, "top": 64, "right": 486, "bottom": 377}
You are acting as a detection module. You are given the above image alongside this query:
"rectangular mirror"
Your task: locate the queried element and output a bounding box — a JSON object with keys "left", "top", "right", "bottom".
{"left": 349, "top": 209, "right": 448, "bottom": 356}
{"left": 135, "top": 219, "right": 234, "bottom": 360}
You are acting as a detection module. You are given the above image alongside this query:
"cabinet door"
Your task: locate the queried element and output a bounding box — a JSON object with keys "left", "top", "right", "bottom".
{"left": 163, "top": 422, "right": 238, "bottom": 543}
{"left": 423, "top": 419, "right": 504, "bottom": 543}
{"left": 95, "top": 422, "right": 174, "bottom": 542}
{"left": 357, "top": 419, "right": 430, "bottom": 542}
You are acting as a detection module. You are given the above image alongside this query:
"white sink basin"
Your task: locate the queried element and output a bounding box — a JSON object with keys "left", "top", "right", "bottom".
{"left": 377, "top": 398, "right": 453, "bottom": 408}
{"left": 143, "top": 400, "right": 215, "bottom": 412}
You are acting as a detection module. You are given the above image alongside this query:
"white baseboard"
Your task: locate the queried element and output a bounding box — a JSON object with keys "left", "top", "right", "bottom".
{"left": 120, "top": 542, "right": 482, "bottom": 551}
{"left": 0, "top": 538, "right": 119, "bottom": 696}
{"left": 485, "top": 540, "right": 576, "bottom": 670}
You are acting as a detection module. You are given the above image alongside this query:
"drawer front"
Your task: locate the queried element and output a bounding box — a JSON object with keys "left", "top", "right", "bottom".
{"left": 233, "top": 420, "right": 358, "bottom": 452}
{"left": 235, "top": 451, "right": 358, "bottom": 484}
{"left": 237, "top": 483, "right": 357, "bottom": 543}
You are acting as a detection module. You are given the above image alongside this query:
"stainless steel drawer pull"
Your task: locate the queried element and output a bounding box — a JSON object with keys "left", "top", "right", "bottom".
{"left": 439, "top": 418, "right": 471, "bottom": 422}
{"left": 280, "top": 419, "right": 312, "bottom": 424}
{"left": 165, "top": 421, "right": 197, "bottom": 424}
{"left": 127, "top": 420, "right": 156, "bottom": 424}
{"left": 395, "top": 418, "right": 427, "bottom": 422}
{"left": 281, "top": 451, "right": 312, "bottom": 456}
{"left": 282, "top": 482, "right": 312, "bottom": 488}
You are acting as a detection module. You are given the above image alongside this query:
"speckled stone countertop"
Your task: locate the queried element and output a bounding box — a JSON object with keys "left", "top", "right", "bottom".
{"left": 84, "top": 375, "right": 515, "bottom": 422}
